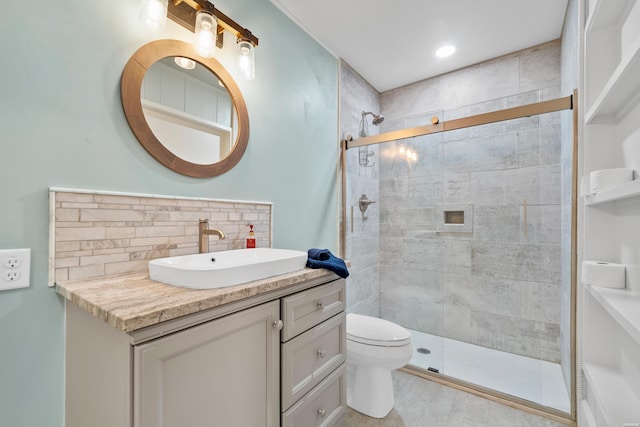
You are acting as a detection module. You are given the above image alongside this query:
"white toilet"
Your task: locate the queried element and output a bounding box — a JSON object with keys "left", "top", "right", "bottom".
{"left": 346, "top": 313, "right": 412, "bottom": 418}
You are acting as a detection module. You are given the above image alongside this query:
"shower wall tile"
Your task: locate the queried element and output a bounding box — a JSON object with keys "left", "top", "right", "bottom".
{"left": 444, "top": 132, "right": 519, "bottom": 174}
{"left": 442, "top": 239, "right": 472, "bottom": 271}
{"left": 444, "top": 173, "right": 471, "bottom": 202}
{"left": 379, "top": 265, "right": 442, "bottom": 304}
{"left": 347, "top": 293, "right": 379, "bottom": 318}
{"left": 518, "top": 128, "right": 542, "bottom": 167}
{"left": 474, "top": 206, "right": 522, "bottom": 242}
{"left": 379, "top": 175, "right": 443, "bottom": 208}
{"left": 540, "top": 119, "right": 562, "bottom": 166}
{"left": 471, "top": 242, "right": 561, "bottom": 284}
{"left": 346, "top": 235, "right": 379, "bottom": 271}
{"left": 521, "top": 282, "right": 561, "bottom": 324}
{"left": 380, "top": 236, "right": 442, "bottom": 270}
{"left": 444, "top": 268, "right": 519, "bottom": 317}
{"left": 470, "top": 165, "right": 561, "bottom": 206}
{"left": 346, "top": 263, "right": 379, "bottom": 309}
{"left": 380, "top": 293, "right": 443, "bottom": 335}
{"left": 340, "top": 59, "right": 382, "bottom": 316}
{"left": 443, "top": 303, "right": 474, "bottom": 343}
{"left": 519, "top": 41, "right": 561, "bottom": 93}
{"left": 379, "top": 207, "right": 437, "bottom": 233}
{"left": 474, "top": 205, "right": 561, "bottom": 245}
{"left": 473, "top": 311, "right": 560, "bottom": 362}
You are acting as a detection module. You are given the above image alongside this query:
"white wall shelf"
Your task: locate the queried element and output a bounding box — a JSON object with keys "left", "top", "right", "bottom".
{"left": 585, "top": 0, "right": 634, "bottom": 33}
{"left": 582, "top": 0, "right": 640, "bottom": 423}
{"left": 583, "top": 362, "right": 640, "bottom": 427}
{"left": 584, "top": 179, "right": 640, "bottom": 205}
{"left": 589, "top": 285, "right": 640, "bottom": 345}
{"left": 585, "top": 37, "right": 640, "bottom": 123}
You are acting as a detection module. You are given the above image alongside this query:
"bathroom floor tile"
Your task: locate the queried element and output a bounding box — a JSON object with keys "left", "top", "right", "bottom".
{"left": 343, "top": 370, "right": 570, "bottom": 427}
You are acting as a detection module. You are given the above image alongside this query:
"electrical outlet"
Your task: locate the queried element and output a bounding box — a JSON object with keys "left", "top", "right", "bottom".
{"left": 0, "top": 248, "right": 30, "bottom": 291}
{"left": 5, "top": 257, "right": 21, "bottom": 269}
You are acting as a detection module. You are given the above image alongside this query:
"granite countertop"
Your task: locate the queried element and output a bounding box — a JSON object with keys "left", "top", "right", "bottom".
{"left": 56, "top": 267, "right": 336, "bottom": 333}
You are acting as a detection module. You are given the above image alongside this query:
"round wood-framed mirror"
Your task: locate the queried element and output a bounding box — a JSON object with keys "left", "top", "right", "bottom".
{"left": 121, "top": 39, "right": 249, "bottom": 178}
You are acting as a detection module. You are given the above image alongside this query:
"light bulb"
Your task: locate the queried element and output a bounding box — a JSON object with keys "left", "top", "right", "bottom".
{"left": 237, "top": 40, "right": 255, "bottom": 80}
{"left": 139, "top": 0, "right": 168, "bottom": 29}
{"left": 194, "top": 11, "right": 216, "bottom": 58}
{"left": 174, "top": 57, "right": 196, "bottom": 70}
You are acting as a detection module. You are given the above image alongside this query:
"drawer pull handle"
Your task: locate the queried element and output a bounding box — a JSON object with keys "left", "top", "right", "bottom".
{"left": 317, "top": 300, "right": 324, "bottom": 309}
{"left": 272, "top": 320, "right": 283, "bottom": 330}
{"left": 316, "top": 349, "right": 326, "bottom": 358}
{"left": 317, "top": 408, "right": 326, "bottom": 418}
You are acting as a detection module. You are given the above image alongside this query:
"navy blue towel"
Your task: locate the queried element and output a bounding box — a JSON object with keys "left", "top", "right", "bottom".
{"left": 306, "top": 248, "right": 349, "bottom": 278}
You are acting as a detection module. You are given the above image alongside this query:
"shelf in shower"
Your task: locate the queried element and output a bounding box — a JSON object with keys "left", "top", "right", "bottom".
{"left": 584, "top": 179, "right": 640, "bottom": 206}
{"left": 589, "top": 285, "right": 640, "bottom": 345}
{"left": 582, "top": 362, "right": 640, "bottom": 427}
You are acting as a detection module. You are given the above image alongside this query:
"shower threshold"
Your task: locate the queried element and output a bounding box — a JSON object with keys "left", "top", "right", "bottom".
{"left": 406, "top": 329, "right": 570, "bottom": 413}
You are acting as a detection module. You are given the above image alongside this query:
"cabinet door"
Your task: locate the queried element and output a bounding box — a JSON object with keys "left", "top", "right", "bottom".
{"left": 134, "top": 301, "right": 280, "bottom": 427}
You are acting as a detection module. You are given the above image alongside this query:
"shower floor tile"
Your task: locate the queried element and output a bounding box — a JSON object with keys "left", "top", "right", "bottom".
{"left": 407, "top": 329, "right": 571, "bottom": 413}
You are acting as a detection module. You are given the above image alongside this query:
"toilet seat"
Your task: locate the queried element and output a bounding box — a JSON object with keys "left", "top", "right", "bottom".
{"left": 346, "top": 313, "right": 411, "bottom": 347}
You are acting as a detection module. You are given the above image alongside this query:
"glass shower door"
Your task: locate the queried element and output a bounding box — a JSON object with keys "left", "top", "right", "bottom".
{"left": 377, "top": 123, "right": 447, "bottom": 375}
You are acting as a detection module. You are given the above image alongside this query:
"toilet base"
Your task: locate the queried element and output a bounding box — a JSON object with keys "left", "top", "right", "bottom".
{"left": 346, "top": 362, "right": 395, "bottom": 418}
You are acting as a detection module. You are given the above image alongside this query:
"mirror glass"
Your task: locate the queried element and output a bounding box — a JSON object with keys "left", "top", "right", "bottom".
{"left": 121, "top": 39, "right": 249, "bottom": 178}
{"left": 141, "top": 58, "right": 238, "bottom": 165}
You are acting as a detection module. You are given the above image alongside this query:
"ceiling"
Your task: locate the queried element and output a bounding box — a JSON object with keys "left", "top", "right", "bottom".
{"left": 270, "top": 0, "right": 569, "bottom": 92}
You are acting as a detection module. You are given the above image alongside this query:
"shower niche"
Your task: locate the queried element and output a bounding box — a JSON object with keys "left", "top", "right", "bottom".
{"left": 436, "top": 203, "right": 473, "bottom": 233}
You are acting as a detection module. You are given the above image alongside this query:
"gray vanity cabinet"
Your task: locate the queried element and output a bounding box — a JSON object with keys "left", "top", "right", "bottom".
{"left": 64, "top": 272, "right": 345, "bottom": 427}
{"left": 133, "top": 300, "right": 280, "bottom": 427}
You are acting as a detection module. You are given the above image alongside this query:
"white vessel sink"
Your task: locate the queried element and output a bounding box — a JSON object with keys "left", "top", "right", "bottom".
{"left": 148, "top": 248, "right": 308, "bottom": 289}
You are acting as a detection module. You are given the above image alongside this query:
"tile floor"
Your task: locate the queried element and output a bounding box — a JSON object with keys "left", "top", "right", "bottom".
{"left": 343, "top": 370, "right": 572, "bottom": 427}
{"left": 407, "top": 329, "right": 571, "bottom": 413}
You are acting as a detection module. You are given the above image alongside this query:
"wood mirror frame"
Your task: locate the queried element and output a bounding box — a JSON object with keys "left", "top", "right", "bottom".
{"left": 121, "top": 39, "right": 249, "bottom": 178}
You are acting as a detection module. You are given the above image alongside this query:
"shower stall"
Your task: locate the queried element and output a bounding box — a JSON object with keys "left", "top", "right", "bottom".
{"left": 340, "top": 51, "right": 577, "bottom": 420}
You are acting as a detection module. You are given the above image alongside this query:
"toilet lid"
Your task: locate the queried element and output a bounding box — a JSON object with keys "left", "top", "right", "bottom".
{"left": 346, "top": 313, "right": 411, "bottom": 347}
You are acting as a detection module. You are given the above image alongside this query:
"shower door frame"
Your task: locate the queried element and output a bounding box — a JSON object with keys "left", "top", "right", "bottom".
{"left": 340, "top": 90, "right": 578, "bottom": 425}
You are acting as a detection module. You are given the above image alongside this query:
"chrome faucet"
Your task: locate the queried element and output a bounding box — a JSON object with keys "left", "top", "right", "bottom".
{"left": 198, "top": 218, "right": 226, "bottom": 253}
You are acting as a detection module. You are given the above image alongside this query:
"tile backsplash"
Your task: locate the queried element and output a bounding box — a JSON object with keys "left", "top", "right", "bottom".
{"left": 49, "top": 189, "right": 272, "bottom": 286}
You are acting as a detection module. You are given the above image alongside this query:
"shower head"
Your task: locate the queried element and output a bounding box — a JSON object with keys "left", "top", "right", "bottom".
{"left": 362, "top": 111, "right": 384, "bottom": 125}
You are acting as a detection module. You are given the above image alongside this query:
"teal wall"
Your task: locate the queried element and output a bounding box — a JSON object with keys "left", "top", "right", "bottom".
{"left": 0, "top": 0, "right": 338, "bottom": 425}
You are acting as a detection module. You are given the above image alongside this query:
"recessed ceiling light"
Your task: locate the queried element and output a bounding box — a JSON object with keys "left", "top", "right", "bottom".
{"left": 435, "top": 45, "right": 456, "bottom": 58}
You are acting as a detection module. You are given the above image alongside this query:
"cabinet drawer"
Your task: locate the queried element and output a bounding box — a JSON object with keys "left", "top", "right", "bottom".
{"left": 282, "top": 312, "right": 346, "bottom": 410}
{"left": 282, "top": 363, "right": 346, "bottom": 427}
{"left": 282, "top": 279, "right": 345, "bottom": 341}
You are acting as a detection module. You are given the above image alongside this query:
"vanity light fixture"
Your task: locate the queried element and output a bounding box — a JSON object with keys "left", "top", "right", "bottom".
{"left": 139, "top": 0, "right": 169, "bottom": 29}
{"left": 145, "top": 0, "right": 260, "bottom": 77}
{"left": 194, "top": 10, "right": 217, "bottom": 58}
{"left": 174, "top": 56, "right": 196, "bottom": 69}
{"left": 435, "top": 45, "right": 456, "bottom": 58}
{"left": 237, "top": 38, "right": 255, "bottom": 80}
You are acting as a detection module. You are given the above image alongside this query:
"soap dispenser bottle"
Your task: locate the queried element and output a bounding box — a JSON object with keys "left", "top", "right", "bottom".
{"left": 246, "top": 224, "right": 256, "bottom": 248}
